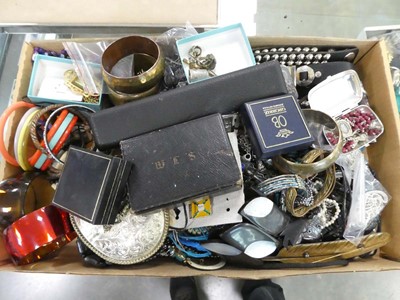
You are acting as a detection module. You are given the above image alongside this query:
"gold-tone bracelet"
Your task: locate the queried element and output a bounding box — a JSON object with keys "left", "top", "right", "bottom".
{"left": 272, "top": 109, "right": 343, "bottom": 178}
{"left": 107, "top": 83, "right": 160, "bottom": 106}
{"left": 102, "top": 36, "right": 165, "bottom": 95}
{"left": 285, "top": 149, "right": 336, "bottom": 217}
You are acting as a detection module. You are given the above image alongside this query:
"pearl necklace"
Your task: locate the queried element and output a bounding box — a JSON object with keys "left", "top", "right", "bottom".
{"left": 316, "top": 198, "right": 341, "bottom": 229}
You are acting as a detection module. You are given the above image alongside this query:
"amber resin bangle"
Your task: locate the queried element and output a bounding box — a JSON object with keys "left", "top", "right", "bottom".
{"left": 0, "top": 172, "right": 54, "bottom": 231}
{"left": 3, "top": 205, "right": 76, "bottom": 265}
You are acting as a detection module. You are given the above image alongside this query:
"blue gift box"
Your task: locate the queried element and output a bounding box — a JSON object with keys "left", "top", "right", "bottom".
{"left": 241, "top": 95, "right": 314, "bottom": 159}
{"left": 28, "top": 55, "right": 103, "bottom": 111}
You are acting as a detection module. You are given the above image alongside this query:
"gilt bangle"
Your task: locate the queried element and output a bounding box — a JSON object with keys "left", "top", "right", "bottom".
{"left": 107, "top": 83, "right": 160, "bottom": 106}
{"left": 285, "top": 150, "right": 337, "bottom": 217}
{"left": 272, "top": 109, "right": 343, "bottom": 178}
{"left": 3, "top": 205, "right": 76, "bottom": 265}
{"left": 102, "top": 36, "right": 165, "bottom": 95}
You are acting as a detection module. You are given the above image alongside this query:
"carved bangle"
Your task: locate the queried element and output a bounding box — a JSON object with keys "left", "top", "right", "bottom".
{"left": 272, "top": 109, "right": 343, "bottom": 178}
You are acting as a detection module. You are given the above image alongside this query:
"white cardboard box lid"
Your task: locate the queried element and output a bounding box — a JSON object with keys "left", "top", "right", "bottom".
{"left": 0, "top": 0, "right": 218, "bottom": 26}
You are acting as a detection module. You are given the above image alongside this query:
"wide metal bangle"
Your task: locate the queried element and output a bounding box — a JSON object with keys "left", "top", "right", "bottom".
{"left": 107, "top": 83, "right": 160, "bottom": 106}
{"left": 102, "top": 36, "right": 165, "bottom": 95}
{"left": 272, "top": 109, "right": 343, "bottom": 178}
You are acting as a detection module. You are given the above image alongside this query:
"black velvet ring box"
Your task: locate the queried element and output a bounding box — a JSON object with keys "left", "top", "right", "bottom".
{"left": 120, "top": 113, "right": 242, "bottom": 213}
{"left": 241, "top": 95, "right": 314, "bottom": 159}
{"left": 52, "top": 146, "right": 132, "bottom": 224}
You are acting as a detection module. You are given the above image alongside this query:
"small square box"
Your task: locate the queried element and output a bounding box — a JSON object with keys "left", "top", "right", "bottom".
{"left": 52, "top": 146, "right": 132, "bottom": 224}
{"left": 241, "top": 95, "right": 314, "bottom": 159}
{"left": 176, "top": 23, "right": 255, "bottom": 84}
{"left": 308, "top": 70, "right": 384, "bottom": 153}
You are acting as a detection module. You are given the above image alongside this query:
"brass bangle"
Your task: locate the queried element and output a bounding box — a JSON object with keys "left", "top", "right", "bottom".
{"left": 272, "top": 109, "right": 343, "bottom": 178}
{"left": 102, "top": 36, "right": 165, "bottom": 94}
{"left": 107, "top": 83, "right": 160, "bottom": 106}
{"left": 285, "top": 150, "right": 336, "bottom": 217}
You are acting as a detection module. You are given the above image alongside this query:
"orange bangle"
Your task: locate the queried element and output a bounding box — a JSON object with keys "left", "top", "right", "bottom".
{"left": 0, "top": 102, "right": 35, "bottom": 167}
{"left": 41, "top": 115, "right": 78, "bottom": 170}
{"left": 28, "top": 109, "right": 69, "bottom": 168}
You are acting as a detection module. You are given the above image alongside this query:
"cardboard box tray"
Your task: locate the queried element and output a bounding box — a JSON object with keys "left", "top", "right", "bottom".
{"left": 1, "top": 36, "right": 400, "bottom": 279}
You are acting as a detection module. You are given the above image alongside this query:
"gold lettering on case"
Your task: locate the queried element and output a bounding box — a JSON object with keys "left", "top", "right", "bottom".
{"left": 271, "top": 115, "right": 288, "bottom": 128}
{"left": 154, "top": 152, "right": 197, "bottom": 170}
{"left": 276, "top": 128, "right": 294, "bottom": 138}
{"left": 173, "top": 156, "right": 180, "bottom": 165}
{"left": 188, "top": 152, "right": 196, "bottom": 160}
{"left": 263, "top": 104, "right": 287, "bottom": 117}
{"left": 154, "top": 160, "right": 166, "bottom": 169}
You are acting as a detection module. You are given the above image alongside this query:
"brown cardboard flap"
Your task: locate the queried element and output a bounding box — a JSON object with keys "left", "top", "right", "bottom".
{"left": 356, "top": 41, "right": 400, "bottom": 260}
{"left": 1, "top": 243, "right": 399, "bottom": 278}
{"left": 0, "top": 0, "right": 218, "bottom": 26}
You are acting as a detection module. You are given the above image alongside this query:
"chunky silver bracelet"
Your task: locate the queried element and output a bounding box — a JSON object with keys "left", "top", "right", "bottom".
{"left": 255, "top": 174, "right": 307, "bottom": 196}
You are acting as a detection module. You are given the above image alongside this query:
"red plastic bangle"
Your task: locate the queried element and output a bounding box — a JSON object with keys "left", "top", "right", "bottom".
{"left": 0, "top": 102, "right": 35, "bottom": 166}
{"left": 3, "top": 205, "right": 76, "bottom": 265}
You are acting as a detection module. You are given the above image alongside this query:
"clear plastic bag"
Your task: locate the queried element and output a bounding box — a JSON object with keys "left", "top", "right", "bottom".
{"left": 155, "top": 22, "right": 198, "bottom": 90}
{"left": 343, "top": 150, "right": 391, "bottom": 245}
{"left": 280, "top": 65, "right": 298, "bottom": 100}
{"left": 63, "top": 23, "right": 198, "bottom": 95}
{"left": 63, "top": 40, "right": 113, "bottom": 95}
